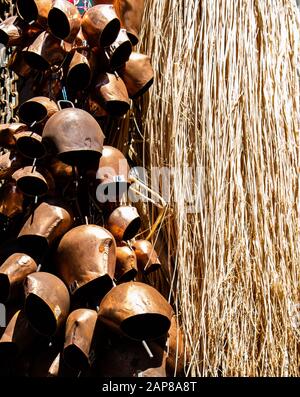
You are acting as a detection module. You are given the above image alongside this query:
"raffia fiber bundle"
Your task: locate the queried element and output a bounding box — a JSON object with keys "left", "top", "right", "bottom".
{"left": 137, "top": 0, "right": 300, "bottom": 376}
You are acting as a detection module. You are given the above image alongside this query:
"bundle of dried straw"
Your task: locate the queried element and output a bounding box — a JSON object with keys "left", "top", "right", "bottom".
{"left": 136, "top": 0, "right": 300, "bottom": 376}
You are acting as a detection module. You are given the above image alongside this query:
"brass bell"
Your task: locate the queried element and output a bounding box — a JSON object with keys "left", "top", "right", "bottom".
{"left": 48, "top": 0, "right": 81, "bottom": 43}
{"left": 24, "top": 272, "right": 70, "bottom": 336}
{"left": 98, "top": 281, "right": 173, "bottom": 340}
{"left": 63, "top": 309, "right": 98, "bottom": 371}
{"left": 132, "top": 240, "right": 162, "bottom": 274}
{"left": 81, "top": 4, "right": 121, "bottom": 48}
{"left": 107, "top": 205, "right": 141, "bottom": 241}
{"left": 0, "top": 253, "right": 37, "bottom": 303}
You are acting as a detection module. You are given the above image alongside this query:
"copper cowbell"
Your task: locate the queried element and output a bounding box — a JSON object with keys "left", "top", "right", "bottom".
{"left": 96, "top": 145, "right": 130, "bottom": 203}
{"left": 16, "top": 0, "right": 53, "bottom": 28}
{"left": 18, "top": 96, "right": 59, "bottom": 127}
{"left": 98, "top": 281, "right": 173, "bottom": 341}
{"left": 104, "top": 28, "right": 132, "bottom": 70}
{"left": 23, "top": 31, "right": 67, "bottom": 71}
{"left": 132, "top": 240, "right": 161, "bottom": 274}
{"left": 63, "top": 309, "right": 98, "bottom": 371}
{"left": 14, "top": 131, "right": 47, "bottom": 160}
{"left": 66, "top": 50, "right": 96, "bottom": 91}
{"left": 120, "top": 52, "right": 154, "bottom": 98}
{"left": 115, "top": 0, "right": 145, "bottom": 46}
{"left": 56, "top": 225, "right": 116, "bottom": 302}
{"left": 81, "top": 4, "right": 121, "bottom": 48}
{"left": 18, "top": 200, "right": 73, "bottom": 253}
{"left": 0, "top": 16, "right": 23, "bottom": 47}
{"left": 11, "top": 166, "right": 53, "bottom": 197}
{"left": 24, "top": 272, "right": 70, "bottom": 336}
{"left": 115, "top": 246, "right": 137, "bottom": 282}
{"left": 94, "top": 72, "right": 130, "bottom": 116}
{"left": 107, "top": 205, "right": 141, "bottom": 241}
{"left": 0, "top": 253, "right": 37, "bottom": 303}
{"left": 42, "top": 106, "right": 105, "bottom": 168}
{"left": 0, "top": 180, "right": 24, "bottom": 220}
{"left": 48, "top": 0, "right": 81, "bottom": 43}
{"left": 0, "top": 122, "right": 28, "bottom": 148}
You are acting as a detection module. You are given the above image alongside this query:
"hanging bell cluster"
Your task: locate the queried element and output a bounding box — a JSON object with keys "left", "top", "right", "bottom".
{"left": 0, "top": 0, "right": 186, "bottom": 377}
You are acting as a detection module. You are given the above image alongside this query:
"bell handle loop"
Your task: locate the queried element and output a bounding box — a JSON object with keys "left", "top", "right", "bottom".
{"left": 57, "top": 100, "right": 75, "bottom": 111}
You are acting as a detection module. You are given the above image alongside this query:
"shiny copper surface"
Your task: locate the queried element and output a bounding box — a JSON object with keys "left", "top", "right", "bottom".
{"left": 56, "top": 224, "right": 116, "bottom": 300}
{"left": 66, "top": 50, "right": 95, "bottom": 90}
{"left": 115, "top": 0, "right": 145, "bottom": 45}
{"left": 42, "top": 107, "right": 105, "bottom": 167}
{"left": 23, "top": 31, "right": 67, "bottom": 71}
{"left": 18, "top": 200, "right": 73, "bottom": 249}
{"left": 115, "top": 246, "right": 137, "bottom": 282}
{"left": 14, "top": 131, "right": 47, "bottom": 159}
{"left": 16, "top": 0, "right": 53, "bottom": 28}
{"left": 0, "top": 181, "right": 24, "bottom": 219}
{"left": 98, "top": 281, "right": 173, "bottom": 340}
{"left": 0, "top": 16, "right": 23, "bottom": 47}
{"left": 63, "top": 309, "right": 97, "bottom": 370}
{"left": 0, "top": 253, "right": 37, "bottom": 303}
{"left": 107, "top": 206, "right": 141, "bottom": 241}
{"left": 94, "top": 72, "right": 130, "bottom": 116}
{"left": 81, "top": 5, "right": 120, "bottom": 48}
{"left": 120, "top": 52, "right": 154, "bottom": 98}
{"left": 132, "top": 240, "right": 161, "bottom": 274}
{"left": 18, "top": 96, "right": 59, "bottom": 126}
{"left": 48, "top": 158, "right": 73, "bottom": 188}
{"left": 48, "top": 0, "right": 81, "bottom": 43}
{"left": 105, "top": 28, "right": 132, "bottom": 69}
{"left": 24, "top": 272, "right": 70, "bottom": 336}
{"left": 12, "top": 166, "right": 50, "bottom": 197}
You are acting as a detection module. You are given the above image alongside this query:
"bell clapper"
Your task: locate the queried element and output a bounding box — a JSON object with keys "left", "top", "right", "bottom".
{"left": 37, "top": 264, "right": 42, "bottom": 272}
{"left": 85, "top": 216, "right": 89, "bottom": 225}
{"left": 142, "top": 340, "right": 154, "bottom": 359}
{"left": 30, "top": 121, "right": 37, "bottom": 129}
{"left": 31, "top": 158, "right": 37, "bottom": 173}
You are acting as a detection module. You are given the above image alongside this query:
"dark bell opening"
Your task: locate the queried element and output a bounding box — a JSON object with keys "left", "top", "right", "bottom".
{"left": 118, "top": 268, "right": 138, "bottom": 283}
{"left": 122, "top": 217, "right": 141, "bottom": 241}
{"left": 64, "top": 344, "right": 89, "bottom": 371}
{"left": 131, "top": 78, "right": 154, "bottom": 100}
{"left": 121, "top": 313, "right": 171, "bottom": 341}
{"left": 127, "top": 31, "right": 139, "bottom": 46}
{"left": 67, "top": 64, "right": 91, "bottom": 90}
{"left": 0, "top": 342, "right": 18, "bottom": 361}
{"left": 106, "top": 100, "right": 130, "bottom": 117}
{"left": 16, "top": 176, "right": 48, "bottom": 197}
{"left": 0, "top": 30, "right": 9, "bottom": 47}
{"left": 17, "top": 0, "right": 38, "bottom": 23}
{"left": 59, "top": 150, "right": 101, "bottom": 169}
{"left": 48, "top": 8, "right": 70, "bottom": 40}
{"left": 0, "top": 273, "right": 10, "bottom": 303}
{"left": 19, "top": 102, "right": 48, "bottom": 124}
{"left": 110, "top": 42, "right": 132, "bottom": 69}
{"left": 73, "top": 274, "right": 113, "bottom": 306}
{"left": 100, "top": 19, "right": 120, "bottom": 47}
{"left": 16, "top": 137, "right": 46, "bottom": 159}
{"left": 17, "top": 235, "right": 49, "bottom": 260}
{"left": 23, "top": 52, "right": 49, "bottom": 71}
{"left": 144, "top": 262, "right": 161, "bottom": 275}
{"left": 25, "top": 293, "right": 57, "bottom": 336}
